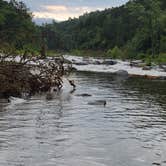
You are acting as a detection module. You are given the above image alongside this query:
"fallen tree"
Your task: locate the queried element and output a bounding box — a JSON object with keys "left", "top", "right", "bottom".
{"left": 0, "top": 50, "right": 71, "bottom": 98}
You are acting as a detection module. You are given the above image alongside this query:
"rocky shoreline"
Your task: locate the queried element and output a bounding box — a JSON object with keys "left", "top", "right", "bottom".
{"left": 64, "top": 55, "right": 166, "bottom": 79}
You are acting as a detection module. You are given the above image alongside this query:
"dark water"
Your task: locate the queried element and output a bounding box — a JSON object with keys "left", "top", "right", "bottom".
{"left": 0, "top": 72, "right": 166, "bottom": 166}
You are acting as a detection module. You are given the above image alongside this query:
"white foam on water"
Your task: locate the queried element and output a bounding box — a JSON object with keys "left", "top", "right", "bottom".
{"left": 64, "top": 55, "right": 166, "bottom": 77}
{"left": 9, "top": 97, "right": 26, "bottom": 105}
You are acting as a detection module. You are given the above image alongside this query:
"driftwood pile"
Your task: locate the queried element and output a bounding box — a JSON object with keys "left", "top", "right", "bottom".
{"left": 0, "top": 54, "right": 69, "bottom": 98}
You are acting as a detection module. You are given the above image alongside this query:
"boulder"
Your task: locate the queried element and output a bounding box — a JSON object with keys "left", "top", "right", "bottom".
{"left": 63, "top": 58, "right": 72, "bottom": 64}
{"left": 101, "top": 60, "right": 117, "bottom": 65}
{"left": 142, "top": 66, "right": 152, "bottom": 70}
{"left": 88, "top": 100, "right": 106, "bottom": 106}
{"left": 74, "top": 62, "right": 88, "bottom": 65}
{"left": 130, "top": 60, "right": 145, "bottom": 67}
{"left": 93, "top": 60, "right": 101, "bottom": 65}
{"left": 71, "top": 67, "right": 77, "bottom": 71}
{"left": 76, "top": 93, "right": 92, "bottom": 97}
{"left": 159, "top": 65, "right": 166, "bottom": 72}
{"left": 115, "top": 70, "right": 129, "bottom": 76}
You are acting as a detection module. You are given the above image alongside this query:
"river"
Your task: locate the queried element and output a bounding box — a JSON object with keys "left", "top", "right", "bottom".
{"left": 0, "top": 71, "right": 166, "bottom": 166}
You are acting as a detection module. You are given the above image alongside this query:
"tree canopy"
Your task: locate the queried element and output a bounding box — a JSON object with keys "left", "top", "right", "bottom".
{"left": 42, "top": 0, "right": 166, "bottom": 58}
{"left": 0, "top": 0, "right": 39, "bottom": 53}
{"left": 0, "top": 0, "right": 166, "bottom": 59}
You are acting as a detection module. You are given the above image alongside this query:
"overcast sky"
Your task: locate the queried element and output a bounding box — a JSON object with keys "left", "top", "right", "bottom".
{"left": 19, "top": 0, "right": 129, "bottom": 22}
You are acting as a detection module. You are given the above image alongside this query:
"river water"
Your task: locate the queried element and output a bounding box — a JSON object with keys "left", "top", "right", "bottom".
{"left": 0, "top": 72, "right": 166, "bottom": 166}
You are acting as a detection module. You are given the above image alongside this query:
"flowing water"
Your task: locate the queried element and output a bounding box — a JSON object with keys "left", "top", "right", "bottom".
{"left": 0, "top": 72, "right": 166, "bottom": 166}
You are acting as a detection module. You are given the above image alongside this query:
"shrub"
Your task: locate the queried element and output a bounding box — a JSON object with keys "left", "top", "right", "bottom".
{"left": 106, "top": 46, "right": 123, "bottom": 59}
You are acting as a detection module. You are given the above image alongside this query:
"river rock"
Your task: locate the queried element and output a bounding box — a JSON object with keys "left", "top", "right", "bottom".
{"left": 76, "top": 93, "right": 92, "bottom": 97}
{"left": 115, "top": 70, "right": 129, "bottom": 76}
{"left": 130, "top": 60, "right": 146, "bottom": 67}
{"left": 101, "top": 60, "right": 117, "bottom": 65}
{"left": 71, "top": 67, "right": 77, "bottom": 71}
{"left": 93, "top": 60, "right": 101, "bottom": 65}
{"left": 63, "top": 58, "right": 72, "bottom": 64}
{"left": 142, "top": 66, "right": 152, "bottom": 70}
{"left": 159, "top": 65, "right": 166, "bottom": 72}
{"left": 74, "top": 62, "right": 88, "bottom": 65}
{"left": 88, "top": 100, "right": 106, "bottom": 106}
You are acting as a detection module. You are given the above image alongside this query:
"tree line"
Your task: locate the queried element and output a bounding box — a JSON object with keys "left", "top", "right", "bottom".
{"left": 0, "top": 0, "right": 166, "bottom": 61}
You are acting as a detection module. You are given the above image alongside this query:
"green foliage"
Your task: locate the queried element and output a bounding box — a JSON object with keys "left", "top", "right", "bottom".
{"left": 145, "top": 57, "right": 152, "bottom": 66}
{"left": 41, "top": 0, "right": 166, "bottom": 60}
{"left": 160, "top": 36, "right": 166, "bottom": 53}
{"left": 0, "top": 0, "right": 166, "bottom": 61}
{"left": 157, "top": 53, "right": 166, "bottom": 64}
{"left": 106, "top": 46, "right": 123, "bottom": 59}
{"left": 0, "top": 0, "right": 39, "bottom": 54}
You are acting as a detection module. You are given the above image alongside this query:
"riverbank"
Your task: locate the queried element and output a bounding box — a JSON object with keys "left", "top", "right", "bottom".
{"left": 64, "top": 55, "right": 166, "bottom": 79}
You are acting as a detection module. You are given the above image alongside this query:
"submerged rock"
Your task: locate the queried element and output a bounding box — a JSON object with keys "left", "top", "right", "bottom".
{"left": 74, "top": 62, "right": 88, "bottom": 65}
{"left": 76, "top": 93, "right": 92, "bottom": 97}
{"left": 88, "top": 100, "right": 106, "bottom": 106}
{"left": 93, "top": 60, "right": 101, "bottom": 65}
{"left": 8, "top": 97, "right": 26, "bottom": 104}
{"left": 71, "top": 67, "right": 77, "bottom": 71}
{"left": 142, "top": 66, "right": 152, "bottom": 70}
{"left": 46, "top": 93, "right": 54, "bottom": 100}
{"left": 159, "top": 65, "right": 166, "bottom": 72}
{"left": 115, "top": 70, "right": 129, "bottom": 76}
{"left": 101, "top": 60, "right": 117, "bottom": 65}
{"left": 130, "top": 60, "right": 145, "bottom": 67}
{"left": 63, "top": 58, "right": 72, "bottom": 64}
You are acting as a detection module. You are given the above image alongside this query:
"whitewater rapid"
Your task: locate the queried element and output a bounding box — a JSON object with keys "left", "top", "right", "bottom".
{"left": 64, "top": 55, "right": 166, "bottom": 77}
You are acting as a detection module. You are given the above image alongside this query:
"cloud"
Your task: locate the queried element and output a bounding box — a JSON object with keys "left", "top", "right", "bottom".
{"left": 33, "top": 5, "right": 104, "bottom": 21}
{"left": 44, "top": 5, "right": 68, "bottom": 12}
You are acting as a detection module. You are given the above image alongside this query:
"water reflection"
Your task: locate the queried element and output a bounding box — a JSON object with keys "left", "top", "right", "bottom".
{"left": 0, "top": 72, "right": 166, "bottom": 166}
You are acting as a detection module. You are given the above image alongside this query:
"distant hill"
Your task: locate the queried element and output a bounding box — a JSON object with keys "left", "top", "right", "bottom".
{"left": 33, "top": 18, "right": 58, "bottom": 25}
{"left": 33, "top": 18, "right": 53, "bottom": 25}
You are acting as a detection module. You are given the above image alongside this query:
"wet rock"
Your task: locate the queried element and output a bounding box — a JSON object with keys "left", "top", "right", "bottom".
{"left": 74, "top": 62, "right": 88, "bottom": 65}
{"left": 93, "top": 61, "right": 101, "bottom": 65}
{"left": 115, "top": 70, "right": 129, "bottom": 76}
{"left": 46, "top": 92, "right": 54, "bottom": 100}
{"left": 8, "top": 97, "right": 26, "bottom": 104}
{"left": 71, "top": 67, "right": 77, "bottom": 71}
{"left": 76, "top": 93, "right": 92, "bottom": 97}
{"left": 159, "top": 64, "right": 166, "bottom": 72}
{"left": 142, "top": 66, "right": 152, "bottom": 70}
{"left": 101, "top": 60, "right": 117, "bottom": 65}
{"left": 63, "top": 58, "right": 72, "bottom": 64}
{"left": 152, "top": 162, "right": 161, "bottom": 166}
{"left": 130, "top": 60, "right": 145, "bottom": 67}
{"left": 88, "top": 100, "right": 106, "bottom": 106}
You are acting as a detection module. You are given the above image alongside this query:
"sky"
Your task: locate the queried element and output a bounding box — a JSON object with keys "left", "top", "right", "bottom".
{"left": 17, "top": 0, "right": 129, "bottom": 23}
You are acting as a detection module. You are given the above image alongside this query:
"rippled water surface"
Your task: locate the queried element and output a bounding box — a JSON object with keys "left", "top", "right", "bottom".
{"left": 0, "top": 72, "right": 166, "bottom": 166}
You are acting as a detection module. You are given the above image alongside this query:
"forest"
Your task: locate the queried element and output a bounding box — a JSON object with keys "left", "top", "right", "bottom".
{"left": 0, "top": 0, "right": 166, "bottom": 62}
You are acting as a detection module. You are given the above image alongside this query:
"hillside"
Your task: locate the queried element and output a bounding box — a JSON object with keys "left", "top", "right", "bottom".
{"left": 43, "top": 0, "right": 166, "bottom": 59}
{"left": 0, "top": 0, "right": 166, "bottom": 60}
